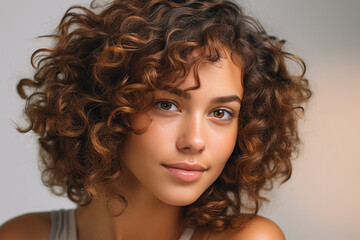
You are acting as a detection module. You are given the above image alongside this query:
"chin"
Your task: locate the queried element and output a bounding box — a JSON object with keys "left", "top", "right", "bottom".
{"left": 161, "top": 197, "right": 199, "bottom": 207}
{"left": 155, "top": 187, "right": 204, "bottom": 206}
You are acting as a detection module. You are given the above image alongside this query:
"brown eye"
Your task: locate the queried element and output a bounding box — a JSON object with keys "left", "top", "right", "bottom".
{"left": 156, "top": 101, "right": 178, "bottom": 111}
{"left": 160, "top": 102, "right": 171, "bottom": 110}
{"left": 210, "top": 109, "right": 233, "bottom": 120}
{"left": 213, "top": 110, "right": 225, "bottom": 118}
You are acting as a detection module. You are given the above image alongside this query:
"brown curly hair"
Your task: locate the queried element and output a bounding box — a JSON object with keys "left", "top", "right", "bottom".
{"left": 17, "top": 0, "right": 311, "bottom": 231}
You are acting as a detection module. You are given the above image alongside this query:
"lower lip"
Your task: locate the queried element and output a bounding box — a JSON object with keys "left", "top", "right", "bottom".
{"left": 164, "top": 166, "right": 204, "bottom": 182}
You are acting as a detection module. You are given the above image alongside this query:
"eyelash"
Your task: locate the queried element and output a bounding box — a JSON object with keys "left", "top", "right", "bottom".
{"left": 209, "top": 109, "right": 234, "bottom": 120}
{"left": 155, "top": 101, "right": 179, "bottom": 112}
{"left": 155, "top": 100, "right": 235, "bottom": 121}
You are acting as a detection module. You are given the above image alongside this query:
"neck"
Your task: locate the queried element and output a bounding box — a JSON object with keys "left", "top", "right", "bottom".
{"left": 76, "top": 172, "right": 186, "bottom": 240}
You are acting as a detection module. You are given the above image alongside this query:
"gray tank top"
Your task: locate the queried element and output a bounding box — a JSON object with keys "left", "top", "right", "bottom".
{"left": 49, "top": 209, "right": 196, "bottom": 240}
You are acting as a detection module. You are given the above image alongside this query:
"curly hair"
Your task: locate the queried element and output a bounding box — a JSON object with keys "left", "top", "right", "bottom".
{"left": 17, "top": 0, "right": 311, "bottom": 231}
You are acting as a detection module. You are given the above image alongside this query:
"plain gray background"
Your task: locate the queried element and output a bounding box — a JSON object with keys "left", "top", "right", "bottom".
{"left": 1, "top": 0, "right": 359, "bottom": 239}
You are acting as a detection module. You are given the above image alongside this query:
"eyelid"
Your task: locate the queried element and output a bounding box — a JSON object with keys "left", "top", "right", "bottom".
{"left": 155, "top": 99, "right": 180, "bottom": 112}
{"left": 155, "top": 99, "right": 179, "bottom": 106}
{"left": 154, "top": 98, "right": 238, "bottom": 120}
{"left": 209, "top": 108, "right": 236, "bottom": 121}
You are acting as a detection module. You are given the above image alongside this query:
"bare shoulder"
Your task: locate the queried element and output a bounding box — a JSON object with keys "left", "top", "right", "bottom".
{"left": 206, "top": 215, "right": 285, "bottom": 240}
{"left": 228, "top": 215, "right": 285, "bottom": 240}
{"left": 0, "top": 212, "right": 51, "bottom": 240}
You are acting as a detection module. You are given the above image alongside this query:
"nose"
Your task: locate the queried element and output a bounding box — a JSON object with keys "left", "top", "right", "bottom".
{"left": 176, "top": 114, "right": 206, "bottom": 154}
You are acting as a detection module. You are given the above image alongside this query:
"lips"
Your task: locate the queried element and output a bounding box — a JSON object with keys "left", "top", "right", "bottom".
{"left": 162, "top": 163, "right": 206, "bottom": 171}
{"left": 162, "top": 162, "right": 207, "bottom": 182}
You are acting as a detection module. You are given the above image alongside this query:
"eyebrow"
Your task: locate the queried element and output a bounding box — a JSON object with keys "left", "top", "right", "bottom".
{"left": 168, "top": 88, "right": 242, "bottom": 104}
{"left": 211, "top": 95, "right": 242, "bottom": 104}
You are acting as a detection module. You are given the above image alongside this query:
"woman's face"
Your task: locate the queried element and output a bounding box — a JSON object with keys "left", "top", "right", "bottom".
{"left": 121, "top": 53, "right": 243, "bottom": 206}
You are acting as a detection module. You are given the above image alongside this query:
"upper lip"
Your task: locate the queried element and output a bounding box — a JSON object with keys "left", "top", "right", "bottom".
{"left": 162, "top": 162, "right": 207, "bottom": 171}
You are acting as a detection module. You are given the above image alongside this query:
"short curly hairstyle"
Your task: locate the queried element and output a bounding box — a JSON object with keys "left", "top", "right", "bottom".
{"left": 17, "top": 0, "right": 311, "bottom": 231}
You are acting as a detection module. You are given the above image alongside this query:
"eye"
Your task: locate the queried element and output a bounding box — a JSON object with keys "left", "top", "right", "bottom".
{"left": 155, "top": 101, "right": 178, "bottom": 111}
{"left": 210, "top": 109, "right": 234, "bottom": 120}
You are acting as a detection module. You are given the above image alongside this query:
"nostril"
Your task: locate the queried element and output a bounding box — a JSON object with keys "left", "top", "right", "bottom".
{"left": 176, "top": 118, "right": 206, "bottom": 153}
{"left": 176, "top": 137, "right": 206, "bottom": 154}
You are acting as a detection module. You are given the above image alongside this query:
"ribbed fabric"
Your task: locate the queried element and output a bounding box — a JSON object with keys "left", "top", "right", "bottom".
{"left": 178, "top": 227, "right": 196, "bottom": 240}
{"left": 49, "top": 209, "right": 195, "bottom": 240}
{"left": 49, "top": 209, "right": 77, "bottom": 240}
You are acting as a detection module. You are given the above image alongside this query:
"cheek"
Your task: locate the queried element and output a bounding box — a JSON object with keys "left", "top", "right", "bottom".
{"left": 124, "top": 117, "right": 177, "bottom": 163}
{"left": 209, "top": 125, "right": 238, "bottom": 169}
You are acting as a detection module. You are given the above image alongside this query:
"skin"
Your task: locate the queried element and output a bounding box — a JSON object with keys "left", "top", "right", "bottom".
{"left": 121, "top": 53, "right": 243, "bottom": 208}
{"left": 0, "top": 52, "right": 285, "bottom": 240}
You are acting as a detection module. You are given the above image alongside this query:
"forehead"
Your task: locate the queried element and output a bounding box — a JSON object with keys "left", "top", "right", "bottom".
{"left": 181, "top": 49, "right": 243, "bottom": 92}
{"left": 157, "top": 53, "right": 243, "bottom": 103}
{"left": 151, "top": 46, "right": 243, "bottom": 104}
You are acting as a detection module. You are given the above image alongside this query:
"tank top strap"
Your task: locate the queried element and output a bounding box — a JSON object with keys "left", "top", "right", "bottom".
{"left": 179, "top": 227, "right": 196, "bottom": 240}
{"left": 49, "top": 208, "right": 194, "bottom": 240}
{"left": 49, "top": 209, "right": 77, "bottom": 240}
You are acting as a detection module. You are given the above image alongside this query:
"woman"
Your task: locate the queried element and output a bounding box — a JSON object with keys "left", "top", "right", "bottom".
{"left": 0, "top": 0, "right": 311, "bottom": 239}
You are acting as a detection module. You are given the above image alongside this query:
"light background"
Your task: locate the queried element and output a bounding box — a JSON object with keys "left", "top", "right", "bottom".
{"left": 0, "top": 0, "right": 359, "bottom": 239}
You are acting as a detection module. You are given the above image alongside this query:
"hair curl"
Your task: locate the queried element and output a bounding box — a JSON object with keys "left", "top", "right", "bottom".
{"left": 17, "top": 0, "right": 311, "bottom": 231}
